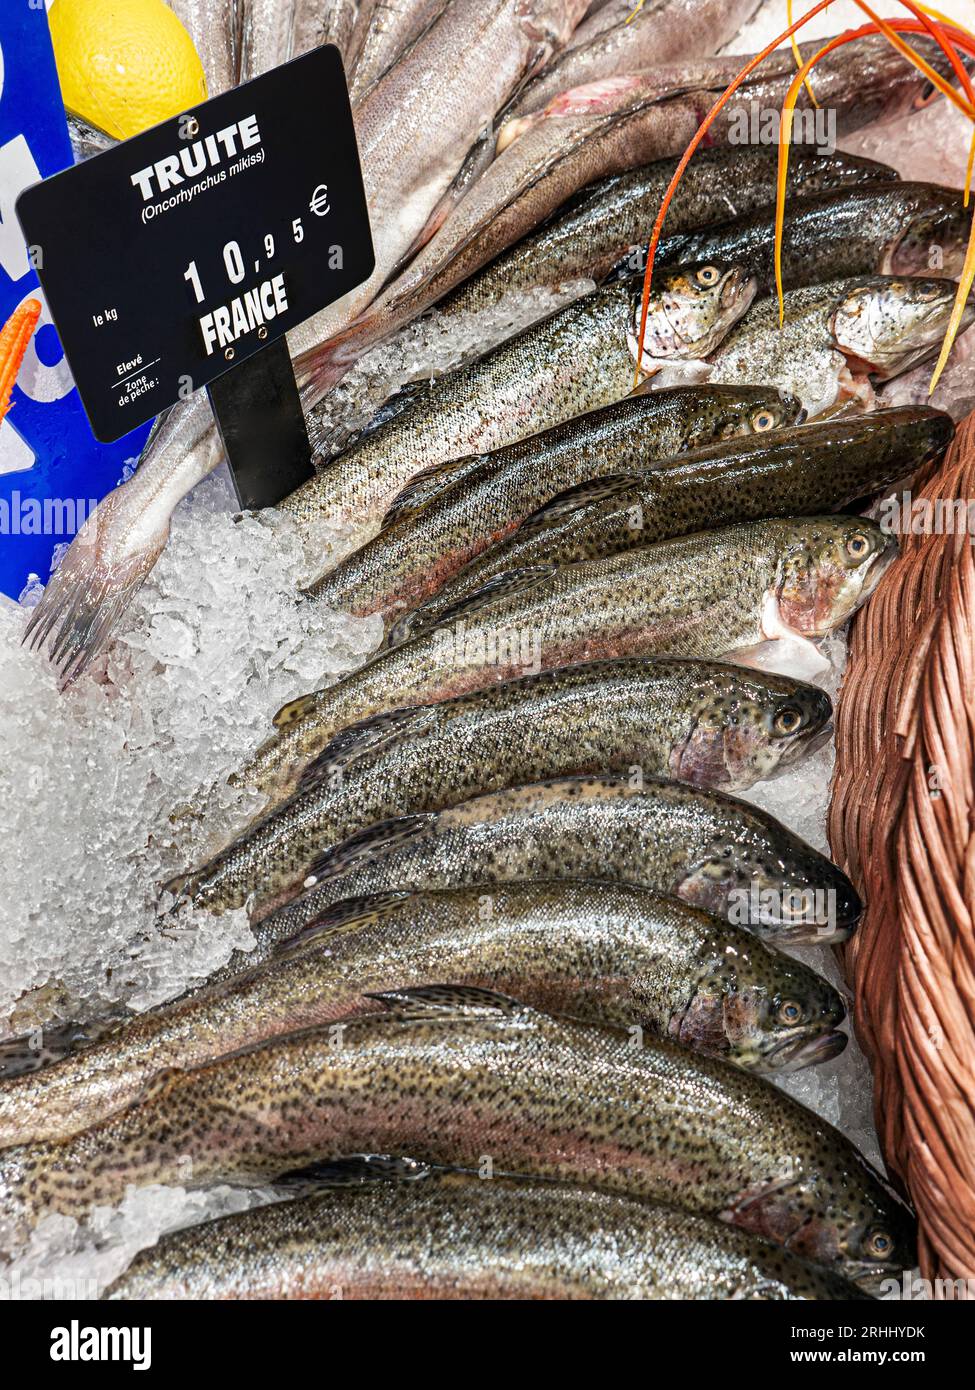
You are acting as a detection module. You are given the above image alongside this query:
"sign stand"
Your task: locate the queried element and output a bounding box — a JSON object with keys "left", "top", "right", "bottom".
{"left": 207, "top": 339, "right": 314, "bottom": 509}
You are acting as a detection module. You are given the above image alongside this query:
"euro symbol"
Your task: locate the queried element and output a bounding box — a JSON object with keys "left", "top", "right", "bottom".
{"left": 310, "top": 184, "right": 331, "bottom": 217}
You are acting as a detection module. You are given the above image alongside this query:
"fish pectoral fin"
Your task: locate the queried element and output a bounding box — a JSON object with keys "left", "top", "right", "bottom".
{"left": 519, "top": 474, "right": 643, "bottom": 533}
{"left": 296, "top": 705, "right": 439, "bottom": 794}
{"left": 272, "top": 691, "right": 324, "bottom": 730}
{"left": 364, "top": 983, "right": 526, "bottom": 1018}
{"left": 275, "top": 890, "right": 417, "bottom": 957}
{"left": 302, "top": 812, "right": 434, "bottom": 887}
{"left": 380, "top": 454, "right": 484, "bottom": 529}
{"left": 418, "top": 565, "right": 559, "bottom": 631}
{"left": 274, "top": 1153, "right": 437, "bottom": 1192}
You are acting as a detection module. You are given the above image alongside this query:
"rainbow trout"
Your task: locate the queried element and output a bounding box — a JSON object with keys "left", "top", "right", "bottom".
{"left": 178, "top": 658, "right": 833, "bottom": 914}
{"left": 399, "top": 150, "right": 898, "bottom": 379}
{"left": 702, "top": 275, "right": 971, "bottom": 415}
{"left": 246, "top": 515, "right": 894, "bottom": 795}
{"left": 103, "top": 1171, "right": 874, "bottom": 1300}
{"left": 388, "top": 406, "right": 952, "bottom": 643}
{"left": 504, "top": 0, "right": 764, "bottom": 121}
{"left": 0, "top": 987, "right": 913, "bottom": 1289}
{"left": 657, "top": 182, "right": 970, "bottom": 296}
{"left": 0, "top": 884, "right": 847, "bottom": 1148}
{"left": 309, "top": 385, "right": 802, "bottom": 625}
{"left": 285, "top": 263, "right": 755, "bottom": 544}
{"left": 299, "top": 30, "right": 942, "bottom": 401}
{"left": 216, "top": 775, "right": 863, "bottom": 980}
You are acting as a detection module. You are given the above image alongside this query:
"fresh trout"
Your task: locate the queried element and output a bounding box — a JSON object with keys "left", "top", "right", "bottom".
{"left": 103, "top": 1172, "right": 874, "bottom": 1300}
{"left": 391, "top": 406, "right": 952, "bottom": 642}
{"left": 657, "top": 183, "right": 970, "bottom": 297}
{"left": 0, "top": 987, "right": 913, "bottom": 1289}
{"left": 248, "top": 515, "right": 895, "bottom": 793}
{"left": 235, "top": 0, "right": 297, "bottom": 83}
{"left": 293, "top": 1, "right": 374, "bottom": 69}
{"left": 702, "top": 275, "right": 972, "bottom": 415}
{"left": 385, "top": 149, "right": 897, "bottom": 375}
{"left": 28, "top": 34, "right": 936, "bottom": 685}
{"left": 0, "top": 884, "right": 847, "bottom": 1148}
{"left": 350, "top": 1, "right": 451, "bottom": 98}
{"left": 22, "top": 394, "right": 220, "bottom": 688}
{"left": 309, "top": 386, "right": 802, "bottom": 625}
{"left": 286, "top": 0, "right": 592, "bottom": 361}
{"left": 505, "top": 0, "right": 763, "bottom": 120}
{"left": 286, "top": 264, "right": 756, "bottom": 545}
{"left": 297, "top": 34, "right": 950, "bottom": 402}
{"left": 219, "top": 775, "right": 864, "bottom": 980}
{"left": 178, "top": 657, "right": 833, "bottom": 914}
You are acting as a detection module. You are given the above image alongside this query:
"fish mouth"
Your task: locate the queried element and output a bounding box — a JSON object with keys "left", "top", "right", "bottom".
{"left": 767, "top": 719, "right": 835, "bottom": 776}
{"left": 759, "top": 1028, "right": 848, "bottom": 1073}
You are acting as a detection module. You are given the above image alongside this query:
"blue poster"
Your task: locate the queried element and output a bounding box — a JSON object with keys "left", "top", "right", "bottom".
{"left": 0, "top": 3, "right": 151, "bottom": 602}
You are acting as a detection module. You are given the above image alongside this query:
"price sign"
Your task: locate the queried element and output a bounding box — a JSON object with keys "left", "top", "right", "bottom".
{"left": 15, "top": 44, "right": 373, "bottom": 445}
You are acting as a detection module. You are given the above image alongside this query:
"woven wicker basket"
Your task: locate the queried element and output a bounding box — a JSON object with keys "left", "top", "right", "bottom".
{"left": 829, "top": 411, "right": 975, "bottom": 1293}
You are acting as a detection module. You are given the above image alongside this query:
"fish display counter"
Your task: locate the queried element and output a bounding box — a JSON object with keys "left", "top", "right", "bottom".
{"left": 0, "top": 0, "right": 973, "bottom": 1311}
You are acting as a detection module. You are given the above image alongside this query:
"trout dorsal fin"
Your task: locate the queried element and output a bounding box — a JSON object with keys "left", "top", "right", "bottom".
{"left": 295, "top": 704, "right": 440, "bottom": 796}
{"left": 383, "top": 564, "right": 556, "bottom": 649}
{"left": 303, "top": 811, "right": 435, "bottom": 886}
{"left": 516, "top": 474, "right": 643, "bottom": 535}
{"left": 272, "top": 691, "right": 323, "bottom": 730}
{"left": 274, "top": 1153, "right": 437, "bottom": 1192}
{"left": 274, "top": 890, "right": 416, "bottom": 956}
{"left": 364, "top": 984, "right": 526, "bottom": 1018}
{"left": 380, "top": 454, "right": 485, "bottom": 529}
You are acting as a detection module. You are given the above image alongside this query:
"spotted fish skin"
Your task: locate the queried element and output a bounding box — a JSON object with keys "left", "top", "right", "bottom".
{"left": 427, "top": 148, "right": 898, "bottom": 350}
{"left": 656, "top": 183, "right": 970, "bottom": 297}
{"left": 103, "top": 1173, "right": 876, "bottom": 1301}
{"left": 282, "top": 262, "right": 755, "bottom": 546}
{"left": 187, "top": 658, "right": 831, "bottom": 916}
{"left": 308, "top": 385, "right": 802, "bottom": 626}
{"left": 0, "top": 883, "right": 847, "bottom": 1148}
{"left": 241, "top": 515, "right": 893, "bottom": 802}
{"left": 208, "top": 775, "right": 863, "bottom": 992}
{"left": 399, "top": 405, "right": 952, "bottom": 634}
{"left": 703, "top": 275, "right": 970, "bottom": 415}
{"left": 0, "top": 992, "right": 913, "bottom": 1290}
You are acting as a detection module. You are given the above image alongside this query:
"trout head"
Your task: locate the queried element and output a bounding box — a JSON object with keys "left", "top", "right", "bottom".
{"left": 673, "top": 816, "right": 862, "bottom": 945}
{"left": 772, "top": 516, "right": 897, "bottom": 638}
{"left": 727, "top": 1164, "right": 917, "bottom": 1294}
{"left": 884, "top": 190, "right": 969, "bottom": 279}
{"left": 833, "top": 276, "right": 973, "bottom": 381}
{"left": 672, "top": 937, "right": 847, "bottom": 1074}
{"left": 670, "top": 668, "right": 832, "bottom": 792}
{"left": 628, "top": 261, "right": 756, "bottom": 371}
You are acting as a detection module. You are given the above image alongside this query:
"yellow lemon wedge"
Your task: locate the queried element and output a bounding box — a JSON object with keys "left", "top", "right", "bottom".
{"left": 49, "top": 0, "right": 207, "bottom": 140}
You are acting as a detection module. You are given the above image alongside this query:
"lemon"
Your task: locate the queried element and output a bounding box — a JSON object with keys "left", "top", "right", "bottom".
{"left": 49, "top": 0, "right": 207, "bottom": 140}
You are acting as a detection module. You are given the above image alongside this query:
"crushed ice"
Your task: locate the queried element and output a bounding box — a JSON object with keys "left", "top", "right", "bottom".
{"left": 0, "top": 467, "right": 379, "bottom": 1037}
{"left": 7, "top": 0, "right": 975, "bottom": 1293}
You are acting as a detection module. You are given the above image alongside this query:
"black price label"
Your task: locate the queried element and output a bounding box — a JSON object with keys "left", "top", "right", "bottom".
{"left": 16, "top": 44, "right": 374, "bottom": 443}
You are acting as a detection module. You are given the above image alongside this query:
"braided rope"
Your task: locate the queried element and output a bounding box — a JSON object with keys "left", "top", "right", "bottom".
{"left": 829, "top": 414, "right": 975, "bottom": 1292}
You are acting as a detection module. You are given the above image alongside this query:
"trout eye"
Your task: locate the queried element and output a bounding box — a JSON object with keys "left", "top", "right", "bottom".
{"left": 846, "top": 531, "right": 872, "bottom": 561}
{"left": 696, "top": 265, "right": 720, "bottom": 287}
{"left": 864, "top": 1228, "right": 894, "bottom": 1260}
{"left": 773, "top": 706, "right": 804, "bottom": 737}
{"left": 776, "top": 1000, "right": 803, "bottom": 1025}
{"left": 751, "top": 409, "right": 776, "bottom": 432}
